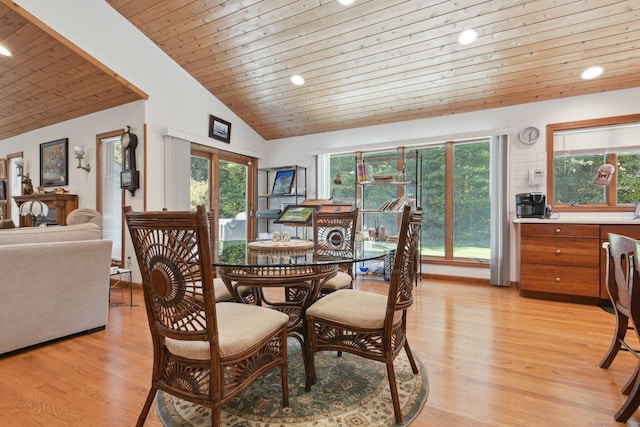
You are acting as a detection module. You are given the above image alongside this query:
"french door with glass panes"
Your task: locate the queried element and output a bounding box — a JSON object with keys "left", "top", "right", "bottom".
{"left": 191, "top": 148, "right": 256, "bottom": 261}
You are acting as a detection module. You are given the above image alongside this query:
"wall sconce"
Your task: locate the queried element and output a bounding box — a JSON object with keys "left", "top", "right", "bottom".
{"left": 74, "top": 145, "right": 91, "bottom": 173}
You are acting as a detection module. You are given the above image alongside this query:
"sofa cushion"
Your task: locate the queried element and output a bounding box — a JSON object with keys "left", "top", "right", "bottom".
{"left": 66, "top": 208, "right": 103, "bottom": 228}
{"left": 0, "top": 223, "right": 101, "bottom": 245}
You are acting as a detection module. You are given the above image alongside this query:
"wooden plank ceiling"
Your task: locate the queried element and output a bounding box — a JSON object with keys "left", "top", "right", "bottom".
{"left": 107, "top": 0, "right": 640, "bottom": 140}
{"left": 0, "top": 1, "right": 147, "bottom": 141}
{"left": 1, "top": 1, "right": 638, "bottom": 142}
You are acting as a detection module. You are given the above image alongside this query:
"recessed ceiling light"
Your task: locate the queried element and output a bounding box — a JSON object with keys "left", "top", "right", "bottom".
{"left": 337, "top": 0, "right": 355, "bottom": 5}
{"left": 581, "top": 66, "right": 604, "bottom": 80}
{"left": 291, "top": 75, "right": 305, "bottom": 86}
{"left": 457, "top": 29, "right": 478, "bottom": 45}
{"left": 0, "top": 45, "right": 11, "bottom": 57}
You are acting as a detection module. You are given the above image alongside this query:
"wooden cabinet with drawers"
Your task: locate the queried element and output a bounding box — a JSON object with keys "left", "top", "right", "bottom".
{"left": 519, "top": 222, "right": 640, "bottom": 301}
{"left": 519, "top": 223, "right": 601, "bottom": 298}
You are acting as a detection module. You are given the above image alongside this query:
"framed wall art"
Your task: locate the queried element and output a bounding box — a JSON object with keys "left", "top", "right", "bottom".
{"left": 209, "top": 115, "right": 231, "bottom": 143}
{"left": 271, "top": 169, "right": 295, "bottom": 195}
{"left": 40, "top": 138, "right": 68, "bottom": 187}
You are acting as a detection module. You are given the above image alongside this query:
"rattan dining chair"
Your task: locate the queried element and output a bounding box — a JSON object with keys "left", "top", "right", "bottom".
{"left": 312, "top": 208, "right": 359, "bottom": 297}
{"left": 124, "top": 206, "right": 289, "bottom": 427}
{"left": 304, "top": 205, "right": 422, "bottom": 424}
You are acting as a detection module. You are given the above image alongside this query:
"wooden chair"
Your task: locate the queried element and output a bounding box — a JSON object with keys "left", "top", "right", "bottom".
{"left": 600, "top": 233, "right": 640, "bottom": 422}
{"left": 124, "top": 206, "right": 289, "bottom": 427}
{"left": 311, "top": 208, "right": 359, "bottom": 297}
{"left": 304, "top": 205, "right": 422, "bottom": 424}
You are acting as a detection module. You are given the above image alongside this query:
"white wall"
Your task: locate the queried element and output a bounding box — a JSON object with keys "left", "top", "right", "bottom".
{"left": 0, "top": 101, "right": 144, "bottom": 211}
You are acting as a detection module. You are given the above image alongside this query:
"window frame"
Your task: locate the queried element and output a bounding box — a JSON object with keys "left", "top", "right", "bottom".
{"left": 327, "top": 139, "right": 493, "bottom": 267}
{"left": 546, "top": 114, "right": 640, "bottom": 213}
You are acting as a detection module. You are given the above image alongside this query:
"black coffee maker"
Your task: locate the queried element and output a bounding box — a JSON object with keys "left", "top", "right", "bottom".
{"left": 516, "top": 193, "right": 546, "bottom": 218}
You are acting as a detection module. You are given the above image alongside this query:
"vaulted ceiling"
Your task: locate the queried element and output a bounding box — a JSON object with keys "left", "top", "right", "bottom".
{"left": 0, "top": 0, "right": 147, "bottom": 141}
{"left": 105, "top": 0, "right": 640, "bottom": 140}
{"left": 1, "top": 1, "right": 640, "bottom": 142}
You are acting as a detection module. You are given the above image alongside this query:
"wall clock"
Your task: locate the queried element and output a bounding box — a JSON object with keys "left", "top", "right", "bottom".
{"left": 120, "top": 125, "right": 139, "bottom": 196}
{"left": 519, "top": 126, "right": 540, "bottom": 144}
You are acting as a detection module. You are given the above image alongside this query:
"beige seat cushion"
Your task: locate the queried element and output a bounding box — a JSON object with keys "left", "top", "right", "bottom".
{"left": 320, "top": 271, "right": 352, "bottom": 292}
{"left": 306, "top": 289, "right": 402, "bottom": 329}
{"left": 165, "top": 302, "right": 288, "bottom": 359}
{"left": 213, "top": 277, "right": 233, "bottom": 302}
{"left": 213, "top": 278, "right": 251, "bottom": 302}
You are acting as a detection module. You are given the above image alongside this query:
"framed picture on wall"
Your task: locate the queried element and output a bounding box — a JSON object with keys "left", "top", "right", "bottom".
{"left": 40, "top": 138, "right": 68, "bottom": 187}
{"left": 209, "top": 115, "right": 231, "bottom": 143}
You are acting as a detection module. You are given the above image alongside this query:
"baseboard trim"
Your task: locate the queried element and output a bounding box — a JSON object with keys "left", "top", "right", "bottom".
{"left": 421, "top": 273, "right": 491, "bottom": 286}
{"left": 0, "top": 325, "right": 106, "bottom": 358}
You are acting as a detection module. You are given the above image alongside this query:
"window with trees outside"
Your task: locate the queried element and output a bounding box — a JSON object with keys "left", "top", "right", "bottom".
{"left": 327, "top": 138, "right": 491, "bottom": 263}
{"left": 190, "top": 155, "right": 210, "bottom": 211}
{"left": 547, "top": 114, "right": 640, "bottom": 210}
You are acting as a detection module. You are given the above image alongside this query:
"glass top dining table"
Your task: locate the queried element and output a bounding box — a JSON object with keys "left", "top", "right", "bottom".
{"left": 213, "top": 239, "right": 390, "bottom": 268}
{"left": 213, "top": 239, "right": 391, "bottom": 343}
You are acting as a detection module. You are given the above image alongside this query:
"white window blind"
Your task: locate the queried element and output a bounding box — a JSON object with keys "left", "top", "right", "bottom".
{"left": 554, "top": 123, "right": 640, "bottom": 155}
{"left": 101, "top": 136, "right": 122, "bottom": 262}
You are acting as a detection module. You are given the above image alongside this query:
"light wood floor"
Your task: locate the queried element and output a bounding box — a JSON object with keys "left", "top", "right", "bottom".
{"left": 1, "top": 279, "right": 638, "bottom": 426}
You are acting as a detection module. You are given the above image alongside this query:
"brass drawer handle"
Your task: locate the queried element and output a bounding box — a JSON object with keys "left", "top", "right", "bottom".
{"left": 555, "top": 228, "right": 561, "bottom": 234}
{"left": 555, "top": 277, "right": 561, "bottom": 282}
{"left": 556, "top": 249, "right": 561, "bottom": 254}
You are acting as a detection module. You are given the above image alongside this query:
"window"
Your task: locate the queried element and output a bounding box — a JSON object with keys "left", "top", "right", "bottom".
{"left": 328, "top": 154, "right": 356, "bottom": 201}
{"left": 99, "top": 134, "right": 123, "bottom": 264}
{"left": 548, "top": 114, "right": 640, "bottom": 210}
{"left": 190, "top": 155, "right": 210, "bottom": 211}
{"left": 452, "top": 141, "right": 491, "bottom": 259}
{"left": 415, "top": 140, "right": 491, "bottom": 261}
{"left": 190, "top": 147, "right": 256, "bottom": 248}
{"left": 326, "top": 139, "right": 492, "bottom": 263}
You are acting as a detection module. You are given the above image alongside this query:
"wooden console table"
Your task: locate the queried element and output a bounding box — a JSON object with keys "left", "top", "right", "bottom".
{"left": 13, "top": 194, "right": 78, "bottom": 227}
{"left": 515, "top": 217, "right": 640, "bottom": 302}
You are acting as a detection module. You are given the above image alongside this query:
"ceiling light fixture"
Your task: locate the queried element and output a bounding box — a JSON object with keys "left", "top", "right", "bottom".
{"left": 0, "top": 45, "right": 11, "bottom": 56}
{"left": 337, "top": 0, "right": 355, "bottom": 5}
{"left": 291, "top": 75, "right": 305, "bottom": 86}
{"left": 457, "top": 29, "right": 478, "bottom": 45}
{"left": 581, "top": 66, "right": 604, "bottom": 80}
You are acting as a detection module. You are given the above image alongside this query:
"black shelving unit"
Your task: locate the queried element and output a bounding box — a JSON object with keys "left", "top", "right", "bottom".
{"left": 256, "top": 165, "right": 307, "bottom": 237}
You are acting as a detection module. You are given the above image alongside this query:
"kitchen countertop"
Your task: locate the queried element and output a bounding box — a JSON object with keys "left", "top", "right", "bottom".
{"left": 513, "top": 216, "right": 640, "bottom": 225}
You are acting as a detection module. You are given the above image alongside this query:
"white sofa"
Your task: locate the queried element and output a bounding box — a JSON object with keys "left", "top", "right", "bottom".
{"left": 0, "top": 222, "right": 112, "bottom": 355}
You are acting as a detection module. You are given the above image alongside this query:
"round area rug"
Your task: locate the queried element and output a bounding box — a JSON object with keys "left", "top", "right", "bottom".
{"left": 155, "top": 340, "right": 428, "bottom": 426}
